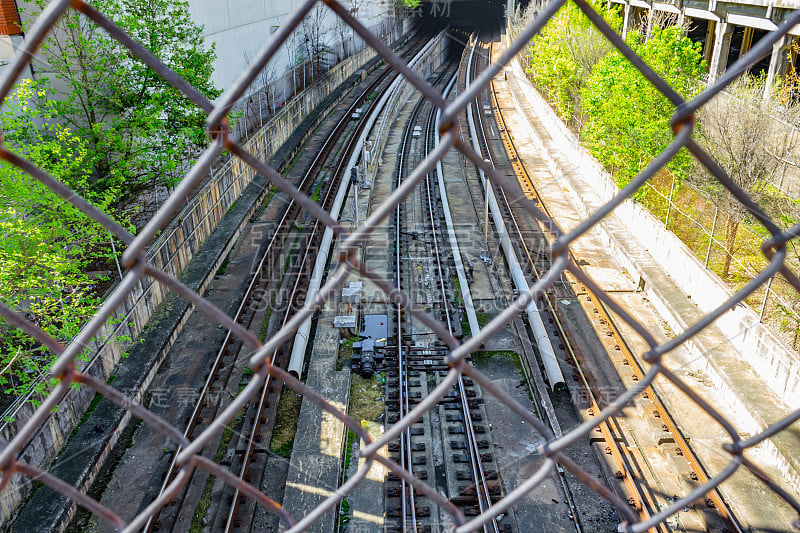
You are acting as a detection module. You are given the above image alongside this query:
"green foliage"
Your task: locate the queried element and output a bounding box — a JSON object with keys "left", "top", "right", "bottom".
{"left": 526, "top": 0, "right": 621, "bottom": 123}
{"left": 581, "top": 27, "right": 705, "bottom": 188}
{"left": 0, "top": 81, "right": 120, "bottom": 401}
{"left": 27, "top": 0, "right": 221, "bottom": 204}
{"left": 0, "top": 0, "right": 222, "bottom": 412}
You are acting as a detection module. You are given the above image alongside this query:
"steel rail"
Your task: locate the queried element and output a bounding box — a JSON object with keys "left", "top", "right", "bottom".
{"left": 4, "top": 2, "right": 800, "bottom": 532}
{"left": 469, "top": 35, "right": 669, "bottom": 531}
{"left": 395, "top": 89, "right": 418, "bottom": 533}
{"left": 465, "top": 35, "right": 592, "bottom": 533}
{"left": 463, "top": 35, "right": 565, "bottom": 389}
{"left": 420, "top": 83, "right": 498, "bottom": 533}
{"left": 223, "top": 179, "right": 324, "bottom": 532}
{"left": 490, "top": 36, "right": 743, "bottom": 533}
{"left": 286, "top": 32, "right": 443, "bottom": 377}
{"left": 482, "top": 35, "right": 743, "bottom": 533}
{"left": 142, "top": 35, "right": 427, "bottom": 533}
{"left": 467, "top": 54, "right": 584, "bottom": 533}
{"left": 486, "top": 40, "right": 742, "bottom": 532}
{"left": 222, "top": 36, "right": 433, "bottom": 532}
{"left": 389, "top": 59, "right": 464, "bottom": 530}
{"left": 584, "top": 281, "right": 744, "bottom": 533}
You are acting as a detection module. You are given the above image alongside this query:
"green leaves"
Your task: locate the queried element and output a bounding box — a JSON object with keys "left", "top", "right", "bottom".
{"left": 581, "top": 27, "right": 704, "bottom": 188}
{"left": 1, "top": 0, "right": 221, "bottom": 408}
{"left": 526, "top": 0, "right": 621, "bottom": 123}
{"left": 526, "top": 7, "right": 704, "bottom": 191}
{"left": 28, "top": 0, "right": 220, "bottom": 204}
{"left": 0, "top": 83, "right": 113, "bottom": 398}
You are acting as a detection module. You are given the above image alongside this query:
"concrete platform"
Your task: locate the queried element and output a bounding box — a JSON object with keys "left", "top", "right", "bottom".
{"left": 281, "top": 304, "right": 350, "bottom": 533}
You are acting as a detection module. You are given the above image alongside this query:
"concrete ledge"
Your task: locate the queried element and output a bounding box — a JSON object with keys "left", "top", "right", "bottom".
{"left": 280, "top": 307, "right": 349, "bottom": 533}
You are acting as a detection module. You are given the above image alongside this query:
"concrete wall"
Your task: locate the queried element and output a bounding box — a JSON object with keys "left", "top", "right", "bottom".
{"left": 0, "top": 45, "right": 383, "bottom": 524}
{"left": 508, "top": 53, "right": 800, "bottom": 411}
{"left": 188, "top": 0, "right": 399, "bottom": 90}
{"left": 0, "top": 1, "right": 398, "bottom": 100}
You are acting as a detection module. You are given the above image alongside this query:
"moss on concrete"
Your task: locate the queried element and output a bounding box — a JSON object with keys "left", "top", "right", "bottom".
{"left": 270, "top": 388, "right": 302, "bottom": 458}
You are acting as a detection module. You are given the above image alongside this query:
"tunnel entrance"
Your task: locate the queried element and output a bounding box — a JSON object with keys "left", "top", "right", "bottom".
{"left": 409, "top": 0, "right": 507, "bottom": 37}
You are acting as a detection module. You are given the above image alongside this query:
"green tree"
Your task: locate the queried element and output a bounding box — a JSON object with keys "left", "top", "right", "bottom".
{"left": 28, "top": 0, "right": 221, "bottom": 204}
{"left": 525, "top": 0, "right": 621, "bottom": 124}
{"left": 0, "top": 80, "right": 119, "bottom": 400}
{"left": 581, "top": 26, "right": 705, "bottom": 188}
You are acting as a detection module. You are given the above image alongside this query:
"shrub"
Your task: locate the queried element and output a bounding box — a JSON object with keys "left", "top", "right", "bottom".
{"left": 581, "top": 27, "right": 705, "bottom": 187}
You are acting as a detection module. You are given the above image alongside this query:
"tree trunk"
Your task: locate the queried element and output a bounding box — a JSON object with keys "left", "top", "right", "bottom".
{"left": 722, "top": 217, "right": 739, "bottom": 279}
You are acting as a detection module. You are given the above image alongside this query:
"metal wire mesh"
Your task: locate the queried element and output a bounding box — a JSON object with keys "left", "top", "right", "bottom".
{"left": 1, "top": 0, "right": 800, "bottom": 531}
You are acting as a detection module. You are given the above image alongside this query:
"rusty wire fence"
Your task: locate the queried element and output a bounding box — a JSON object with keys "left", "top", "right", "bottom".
{"left": 1, "top": 0, "right": 800, "bottom": 531}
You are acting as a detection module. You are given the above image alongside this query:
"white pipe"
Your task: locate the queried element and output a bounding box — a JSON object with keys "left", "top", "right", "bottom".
{"left": 288, "top": 34, "right": 442, "bottom": 377}
{"left": 436, "top": 73, "right": 481, "bottom": 338}
{"left": 464, "top": 38, "right": 565, "bottom": 389}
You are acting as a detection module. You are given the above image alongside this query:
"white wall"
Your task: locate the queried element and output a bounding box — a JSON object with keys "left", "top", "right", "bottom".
{"left": 188, "top": 0, "right": 398, "bottom": 91}
{"left": 0, "top": 1, "right": 397, "bottom": 95}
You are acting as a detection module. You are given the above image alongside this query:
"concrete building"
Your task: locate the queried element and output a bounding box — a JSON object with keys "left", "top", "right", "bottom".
{"left": 0, "top": 0, "right": 399, "bottom": 92}
{"left": 612, "top": 0, "right": 800, "bottom": 93}
{"left": 186, "top": 0, "right": 400, "bottom": 90}
{"left": 0, "top": 0, "right": 32, "bottom": 82}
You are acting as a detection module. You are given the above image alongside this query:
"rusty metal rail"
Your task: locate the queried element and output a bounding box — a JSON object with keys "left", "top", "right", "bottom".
{"left": 486, "top": 35, "right": 744, "bottom": 532}
{"left": 1, "top": 0, "right": 800, "bottom": 531}
{"left": 486, "top": 36, "right": 747, "bottom": 532}
{"left": 475, "top": 36, "right": 662, "bottom": 531}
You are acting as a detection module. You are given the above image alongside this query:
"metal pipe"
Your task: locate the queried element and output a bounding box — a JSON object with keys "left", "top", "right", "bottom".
{"left": 464, "top": 37, "right": 565, "bottom": 389}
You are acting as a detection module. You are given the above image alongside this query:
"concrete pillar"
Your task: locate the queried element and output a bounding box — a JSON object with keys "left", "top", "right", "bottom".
{"left": 703, "top": 20, "right": 716, "bottom": 64}
{"left": 622, "top": 3, "right": 631, "bottom": 39}
{"left": 765, "top": 34, "right": 790, "bottom": 99}
{"left": 708, "top": 20, "right": 732, "bottom": 83}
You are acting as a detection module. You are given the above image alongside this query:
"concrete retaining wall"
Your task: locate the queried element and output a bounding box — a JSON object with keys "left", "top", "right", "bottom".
{"left": 508, "top": 54, "right": 800, "bottom": 410}
{"left": 0, "top": 45, "right": 383, "bottom": 523}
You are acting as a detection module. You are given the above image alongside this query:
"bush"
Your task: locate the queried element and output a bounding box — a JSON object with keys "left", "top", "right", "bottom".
{"left": 581, "top": 27, "right": 705, "bottom": 188}
{"left": 526, "top": 0, "right": 621, "bottom": 124}
{"left": 0, "top": 81, "right": 121, "bottom": 402}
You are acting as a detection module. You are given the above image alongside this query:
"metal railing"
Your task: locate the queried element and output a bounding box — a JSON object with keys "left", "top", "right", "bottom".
{"left": 1, "top": 0, "right": 800, "bottom": 531}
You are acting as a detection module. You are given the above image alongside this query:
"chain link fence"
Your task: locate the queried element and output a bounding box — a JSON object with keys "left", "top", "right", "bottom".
{"left": 1, "top": 0, "right": 800, "bottom": 531}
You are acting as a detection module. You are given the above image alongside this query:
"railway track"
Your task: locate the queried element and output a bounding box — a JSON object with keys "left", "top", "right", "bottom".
{"left": 472, "top": 33, "right": 744, "bottom": 532}
{"left": 383, "top": 61, "right": 507, "bottom": 532}
{"left": 460, "top": 34, "right": 585, "bottom": 533}
{"left": 468, "top": 32, "right": 667, "bottom": 530}
{"left": 131, "top": 34, "right": 429, "bottom": 532}
{"left": 215, "top": 35, "right": 439, "bottom": 533}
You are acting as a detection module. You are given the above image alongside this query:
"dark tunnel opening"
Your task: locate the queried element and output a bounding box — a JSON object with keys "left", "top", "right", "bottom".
{"left": 409, "top": 0, "right": 508, "bottom": 51}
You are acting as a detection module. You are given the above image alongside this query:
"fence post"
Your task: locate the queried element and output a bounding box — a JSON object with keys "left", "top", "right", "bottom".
{"left": 760, "top": 275, "right": 774, "bottom": 322}
{"left": 779, "top": 127, "right": 795, "bottom": 191}
{"left": 705, "top": 205, "right": 718, "bottom": 268}
{"left": 664, "top": 175, "right": 675, "bottom": 229}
